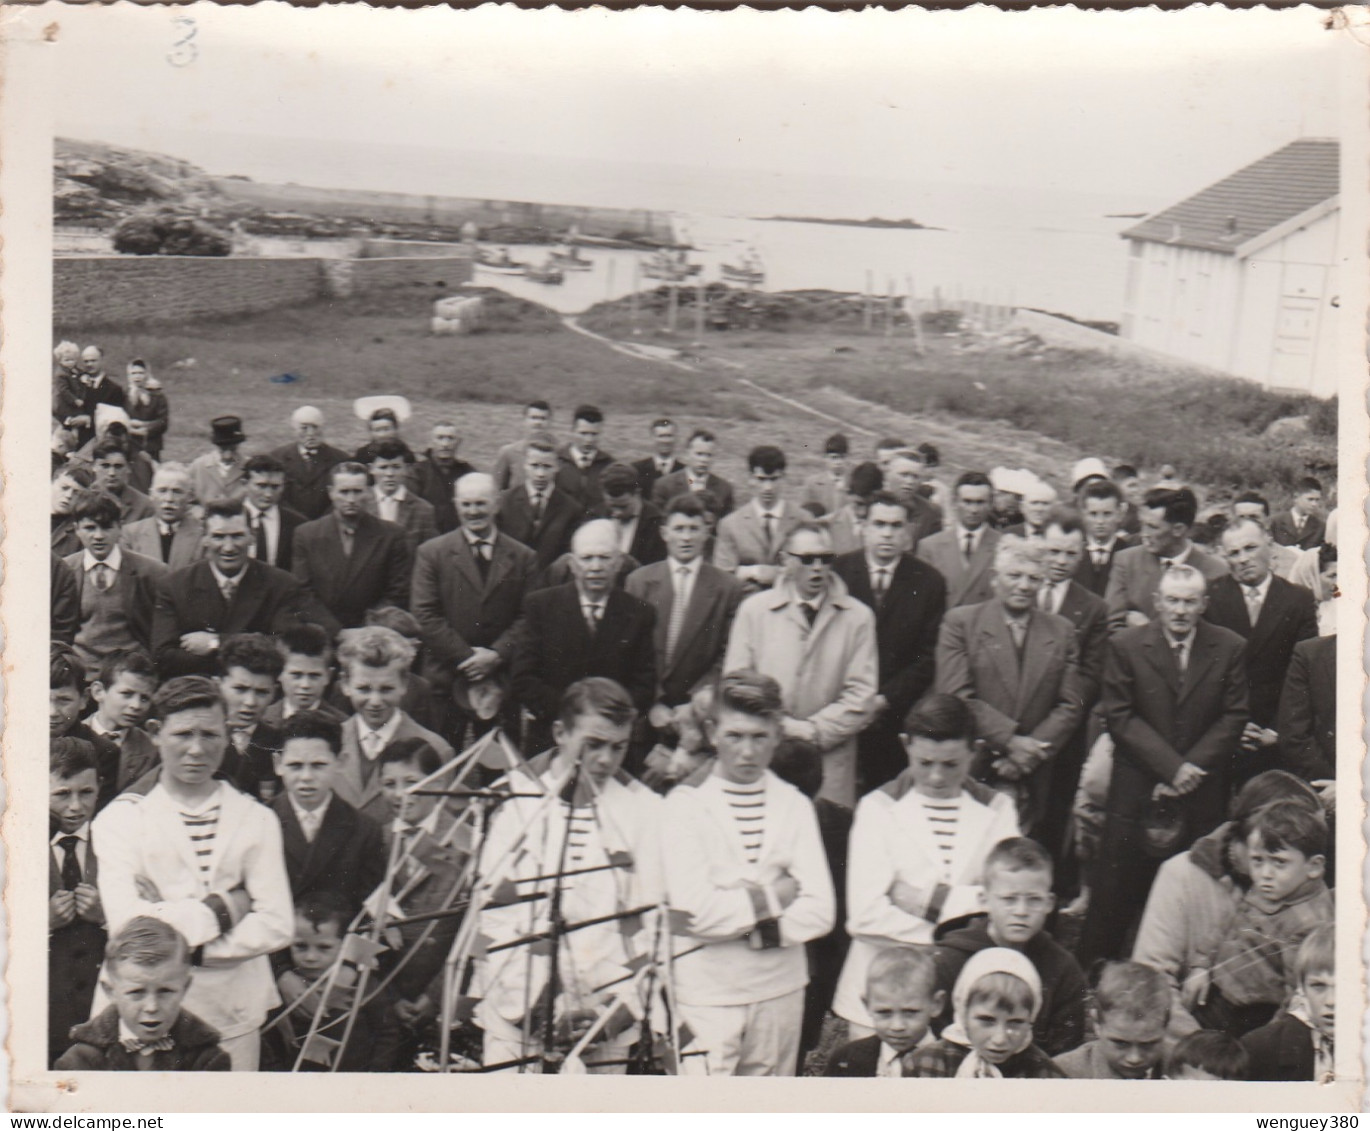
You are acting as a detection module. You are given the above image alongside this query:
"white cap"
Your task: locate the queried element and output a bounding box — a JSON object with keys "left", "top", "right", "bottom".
{"left": 1071, "top": 457, "right": 1110, "bottom": 490}
{"left": 354, "top": 395, "right": 413, "bottom": 424}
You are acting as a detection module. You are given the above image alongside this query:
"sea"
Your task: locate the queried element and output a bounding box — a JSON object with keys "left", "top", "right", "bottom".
{"left": 65, "top": 132, "right": 1174, "bottom": 323}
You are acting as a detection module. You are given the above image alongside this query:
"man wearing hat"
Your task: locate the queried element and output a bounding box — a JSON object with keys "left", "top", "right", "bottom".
{"left": 271, "top": 406, "right": 351, "bottom": 521}
{"left": 188, "top": 416, "right": 249, "bottom": 505}
{"left": 1070, "top": 457, "right": 1111, "bottom": 498}
{"left": 988, "top": 467, "right": 1026, "bottom": 531}
{"left": 588, "top": 462, "right": 667, "bottom": 567}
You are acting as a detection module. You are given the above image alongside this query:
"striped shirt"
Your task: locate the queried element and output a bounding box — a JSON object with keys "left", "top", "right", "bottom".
{"left": 723, "top": 780, "right": 767, "bottom": 864}
{"left": 178, "top": 799, "right": 221, "bottom": 880}
{"left": 919, "top": 796, "right": 962, "bottom": 877}
{"left": 564, "top": 804, "right": 596, "bottom": 867}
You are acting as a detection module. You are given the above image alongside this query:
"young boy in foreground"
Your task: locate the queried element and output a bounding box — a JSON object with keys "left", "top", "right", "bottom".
{"left": 825, "top": 946, "right": 943, "bottom": 1077}
{"left": 56, "top": 917, "right": 230, "bottom": 1071}
{"left": 1053, "top": 961, "right": 1170, "bottom": 1080}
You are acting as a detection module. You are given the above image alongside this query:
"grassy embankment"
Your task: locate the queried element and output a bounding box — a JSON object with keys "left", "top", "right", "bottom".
{"left": 579, "top": 289, "right": 1337, "bottom": 504}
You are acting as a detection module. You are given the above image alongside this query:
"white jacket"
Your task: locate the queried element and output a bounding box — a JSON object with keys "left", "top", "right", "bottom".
{"left": 662, "top": 770, "right": 835, "bottom": 1008}
{"left": 92, "top": 780, "right": 294, "bottom": 1039}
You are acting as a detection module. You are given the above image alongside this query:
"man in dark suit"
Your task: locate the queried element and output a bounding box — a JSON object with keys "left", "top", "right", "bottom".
{"left": 152, "top": 498, "right": 315, "bottom": 677}
{"left": 52, "top": 553, "right": 80, "bottom": 645}
{"left": 555, "top": 403, "right": 615, "bottom": 510}
{"left": 631, "top": 417, "right": 684, "bottom": 496}
{"left": 269, "top": 710, "right": 387, "bottom": 919}
{"left": 409, "top": 420, "right": 476, "bottom": 534}
{"left": 120, "top": 464, "right": 207, "bottom": 570}
{"left": 270, "top": 405, "right": 350, "bottom": 520}
{"left": 1036, "top": 510, "right": 1110, "bottom": 863}
{"left": 1269, "top": 477, "right": 1326, "bottom": 550}
{"left": 1277, "top": 634, "right": 1336, "bottom": 787}
{"left": 512, "top": 518, "right": 657, "bottom": 755}
{"left": 496, "top": 431, "right": 584, "bottom": 573}
{"left": 626, "top": 493, "right": 743, "bottom": 712}
{"left": 241, "top": 453, "right": 307, "bottom": 572}
{"left": 1074, "top": 479, "right": 1137, "bottom": 597}
{"left": 1080, "top": 564, "right": 1248, "bottom": 965}
{"left": 833, "top": 490, "right": 947, "bottom": 791}
{"left": 1105, "top": 485, "right": 1228, "bottom": 633}
{"left": 918, "top": 471, "right": 1001, "bottom": 608}
{"left": 1204, "top": 517, "right": 1318, "bottom": 776}
{"left": 651, "top": 428, "right": 735, "bottom": 517}
{"left": 590, "top": 462, "right": 667, "bottom": 567}
{"left": 363, "top": 439, "right": 440, "bottom": 552}
{"left": 410, "top": 472, "right": 538, "bottom": 740}
{"left": 935, "top": 536, "right": 1083, "bottom": 834}
{"left": 291, "top": 462, "right": 412, "bottom": 632}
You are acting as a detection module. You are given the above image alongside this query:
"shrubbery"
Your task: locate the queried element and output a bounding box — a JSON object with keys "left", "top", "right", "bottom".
{"left": 112, "top": 210, "right": 232, "bottom": 257}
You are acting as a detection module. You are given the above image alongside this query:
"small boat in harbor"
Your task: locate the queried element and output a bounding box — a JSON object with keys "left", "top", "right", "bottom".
{"left": 476, "top": 246, "right": 528, "bottom": 276}
{"left": 526, "top": 261, "right": 565, "bottom": 285}
{"left": 641, "top": 248, "right": 702, "bottom": 282}
{"left": 721, "top": 248, "right": 765, "bottom": 288}
{"left": 549, "top": 244, "right": 594, "bottom": 271}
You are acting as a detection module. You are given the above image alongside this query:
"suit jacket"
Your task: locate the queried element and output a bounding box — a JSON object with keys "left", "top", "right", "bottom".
{"left": 52, "top": 553, "right": 80, "bottom": 644}
{"left": 823, "top": 1035, "right": 884, "bottom": 1077}
{"left": 332, "top": 713, "right": 455, "bottom": 824}
{"left": 409, "top": 453, "right": 476, "bottom": 534}
{"left": 1242, "top": 1011, "right": 1317, "bottom": 1081}
{"left": 269, "top": 441, "right": 351, "bottom": 521}
{"left": 650, "top": 469, "right": 736, "bottom": 517}
{"left": 625, "top": 559, "right": 743, "bottom": 706}
{"left": 1100, "top": 620, "right": 1249, "bottom": 833}
{"left": 241, "top": 505, "right": 306, "bottom": 572}
{"left": 270, "top": 792, "right": 387, "bottom": 918}
{"left": 586, "top": 501, "right": 667, "bottom": 567}
{"left": 554, "top": 444, "right": 615, "bottom": 509}
{"left": 512, "top": 583, "right": 658, "bottom": 722}
{"left": 121, "top": 514, "right": 208, "bottom": 571}
{"left": 800, "top": 471, "right": 847, "bottom": 517}
{"left": 48, "top": 826, "right": 106, "bottom": 1064}
{"left": 1073, "top": 533, "right": 1138, "bottom": 597}
{"left": 1052, "top": 580, "right": 1109, "bottom": 707}
{"left": 833, "top": 551, "right": 947, "bottom": 723}
{"left": 904, "top": 493, "right": 944, "bottom": 545}
{"left": 917, "top": 526, "right": 1001, "bottom": 608}
{"left": 713, "top": 502, "right": 803, "bottom": 574}
{"left": 1276, "top": 634, "right": 1336, "bottom": 782}
{"left": 152, "top": 558, "right": 313, "bottom": 677}
{"left": 1204, "top": 574, "right": 1318, "bottom": 729}
{"left": 291, "top": 511, "right": 412, "bottom": 631}
{"left": 363, "top": 490, "right": 439, "bottom": 553}
{"left": 496, "top": 483, "right": 584, "bottom": 572}
{"left": 631, "top": 455, "right": 684, "bottom": 496}
{"left": 935, "top": 599, "right": 1084, "bottom": 757}
{"left": 186, "top": 452, "right": 246, "bottom": 506}
{"left": 1104, "top": 543, "right": 1229, "bottom": 632}
{"left": 63, "top": 548, "right": 167, "bottom": 655}
{"left": 1269, "top": 510, "right": 1325, "bottom": 551}
{"left": 114, "top": 486, "right": 155, "bottom": 526}
{"left": 410, "top": 529, "right": 538, "bottom": 691}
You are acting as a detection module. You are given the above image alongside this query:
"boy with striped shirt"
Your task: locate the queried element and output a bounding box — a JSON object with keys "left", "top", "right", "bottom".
{"left": 662, "top": 670, "right": 835, "bottom": 1076}
{"left": 92, "top": 676, "right": 294, "bottom": 1070}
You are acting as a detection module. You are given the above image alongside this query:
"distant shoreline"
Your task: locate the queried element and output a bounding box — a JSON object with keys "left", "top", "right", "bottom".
{"left": 752, "top": 214, "right": 938, "bottom": 231}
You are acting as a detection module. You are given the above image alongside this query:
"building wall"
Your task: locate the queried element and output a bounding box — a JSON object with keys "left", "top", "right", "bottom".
{"left": 1120, "top": 209, "right": 1338, "bottom": 395}
{"left": 54, "top": 254, "right": 474, "bottom": 326}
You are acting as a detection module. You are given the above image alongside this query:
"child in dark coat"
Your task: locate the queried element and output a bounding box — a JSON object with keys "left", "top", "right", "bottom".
{"left": 1242, "top": 923, "right": 1335, "bottom": 1082}
{"left": 825, "top": 945, "right": 943, "bottom": 1077}
{"left": 56, "top": 917, "right": 229, "bottom": 1071}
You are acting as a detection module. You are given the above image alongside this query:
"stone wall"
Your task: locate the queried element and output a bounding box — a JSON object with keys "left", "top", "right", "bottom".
{"left": 54, "top": 254, "right": 474, "bottom": 326}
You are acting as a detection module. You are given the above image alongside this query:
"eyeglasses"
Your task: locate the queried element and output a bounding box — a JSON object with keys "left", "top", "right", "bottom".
{"left": 790, "top": 552, "right": 836, "bottom": 566}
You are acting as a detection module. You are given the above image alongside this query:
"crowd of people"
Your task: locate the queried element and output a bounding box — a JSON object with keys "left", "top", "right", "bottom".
{"left": 48, "top": 340, "right": 1339, "bottom": 1080}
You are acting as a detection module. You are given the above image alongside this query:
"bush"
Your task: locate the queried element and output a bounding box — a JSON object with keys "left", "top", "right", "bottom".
{"left": 112, "top": 211, "right": 232, "bottom": 257}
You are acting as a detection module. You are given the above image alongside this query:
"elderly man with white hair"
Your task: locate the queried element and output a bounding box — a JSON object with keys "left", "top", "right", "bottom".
{"left": 512, "top": 518, "right": 657, "bottom": 756}
{"left": 411, "top": 472, "right": 539, "bottom": 743}
{"left": 269, "top": 405, "right": 350, "bottom": 520}
{"left": 934, "top": 535, "right": 1084, "bottom": 833}
{"left": 120, "top": 463, "right": 206, "bottom": 569}
{"left": 1006, "top": 477, "right": 1058, "bottom": 540}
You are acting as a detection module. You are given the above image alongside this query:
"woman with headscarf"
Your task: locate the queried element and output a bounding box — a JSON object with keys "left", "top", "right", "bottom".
{"left": 905, "top": 947, "right": 1065, "bottom": 1078}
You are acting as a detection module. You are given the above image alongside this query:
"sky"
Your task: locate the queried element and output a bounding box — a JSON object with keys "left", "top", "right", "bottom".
{"left": 32, "top": 3, "right": 1348, "bottom": 216}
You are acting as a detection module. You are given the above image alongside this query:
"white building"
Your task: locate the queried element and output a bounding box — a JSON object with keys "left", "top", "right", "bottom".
{"left": 1120, "top": 138, "right": 1338, "bottom": 397}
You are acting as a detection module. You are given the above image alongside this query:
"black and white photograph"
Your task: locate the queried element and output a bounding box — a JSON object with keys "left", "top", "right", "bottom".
{"left": 4, "top": 2, "right": 1366, "bottom": 1112}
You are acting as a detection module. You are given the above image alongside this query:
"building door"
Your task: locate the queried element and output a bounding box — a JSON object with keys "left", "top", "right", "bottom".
{"left": 1268, "top": 263, "right": 1325, "bottom": 391}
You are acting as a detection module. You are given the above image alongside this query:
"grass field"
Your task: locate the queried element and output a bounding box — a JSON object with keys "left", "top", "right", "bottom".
{"left": 59, "top": 284, "right": 1336, "bottom": 509}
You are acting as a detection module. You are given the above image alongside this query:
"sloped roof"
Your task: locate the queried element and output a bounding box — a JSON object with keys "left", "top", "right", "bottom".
{"left": 1122, "top": 138, "right": 1339, "bottom": 255}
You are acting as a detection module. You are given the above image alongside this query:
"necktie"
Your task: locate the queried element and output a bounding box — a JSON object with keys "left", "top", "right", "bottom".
{"left": 92, "top": 563, "right": 112, "bottom": 592}
{"left": 159, "top": 524, "right": 175, "bottom": 563}
{"left": 584, "top": 603, "right": 603, "bottom": 633}
{"left": 220, "top": 576, "right": 238, "bottom": 604}
{"left": 802, "top": 602, "right": 818, "bottom": 627}
{"left": 963, "top": 532, "right": 974, "bottom": 559}
{"left": 1038, "top": 586, "right": 1053, "bottom": 613}
{"left": 873, "top": 567, "right": 890, "bottom": 608}
{"left": 58, "top": 835, "right": 82, "bottom": 891}
{"left": 120, "top": 1035, "right": 175, "bottom": 1056}
{"left": 299, "top": 808, "right": 321, "bottom": 843}
{"left": 1245, "top": 585, "right": 1263, "bottom": 624}
{"left": 1007, "top": 618, "right": 1027, "bottom": 649}
{"left": 473, "top": 539, "right": 491, "bottom": 579}
{"left": 1092, "top": 547, "right": 1107, "bottom": 568}
{"left": 252, "top": 512, "right": 268, "bottom": 562}
{"left": 1172, "top": 640, "right": 1187, "bottom": 674}
{"left": 665, "top": 566, "right": 690, "bottom": 666}
{"left": 900, "top": 1049, "right": 921, "bottom": 1078}
{"left": 530, "top": 490, "right": 544, "bottom": 523}
{"left": 763, "top": 513, "right": 776, "bottom": 548}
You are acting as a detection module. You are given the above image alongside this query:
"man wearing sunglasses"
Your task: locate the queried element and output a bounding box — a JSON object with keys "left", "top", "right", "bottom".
{"left": 724, "top": 520, "right": 878, "bottom": 808}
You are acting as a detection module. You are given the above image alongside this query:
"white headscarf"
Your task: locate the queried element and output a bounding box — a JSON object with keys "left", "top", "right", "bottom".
{"left": 941, "top": 947, "right": 1043, "bottom": 1078}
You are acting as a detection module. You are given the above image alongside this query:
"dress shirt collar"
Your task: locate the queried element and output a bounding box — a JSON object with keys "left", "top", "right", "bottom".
{"left": 290, "top": 792, "right": 332, "bottom": 832}
{"left": 83, "top": 546, "right": 123, "bottom": 574}
{"left": 752, "top": 498, "right": 785, "bottom": 522}
{"left": 1161, "top": 625, "right": 1196, "bottom": 664}
{"left": 526, "top": 482, "right": 548, "bottom": 503}
{"left": 669, "top": 555, "right": 702, "bottom": 583}
{"left": 1158, "top": 543, "right": 1193, "bottom": 570}
{"left": 158, "top": 518, "right": 180, "bottom": 537}
{"left": 955, "top": 522, "right": 985, "bottom": 549}
{"left": 208, "top": 559, "right": 247, "bottom": 591}
{"left": 357, "top": 710, "right": 404, "bottom": 756}
{"left": 391, "top": 805, "right": 440, "bottom": 838}
{"left": 51, "top": 822, "right": 90, "bottom": 848}
{"left": 1243, "top": 573, "right": 1274, "bottom": 603}
{"left": 463, "top": 526, "right": 495, "bottom": 548}
{"left": 87, "top": 714, "right": 125, "bottom": 741}
{"left": 1041, "top": 578, "right": 1071, "bottom": 613}
{"left": 244, "top": 501, "right": 277, "bottom": 522}
{"left": 375, "top": 484, "right": 408, "bottom": 503}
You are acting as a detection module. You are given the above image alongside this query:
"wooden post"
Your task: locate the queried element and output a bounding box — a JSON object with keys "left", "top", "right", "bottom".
{"left": 694, "top": 275, "right": 705, "bottom": 345}
{"left": 864, "top": 270, "right": 873, "bottom": 333}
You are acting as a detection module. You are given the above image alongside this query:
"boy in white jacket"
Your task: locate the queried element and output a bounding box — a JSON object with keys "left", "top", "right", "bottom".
{"left": 93, "top": 676, "right": 294, "bottom": 1070}
{"left": 662, "top": 670, "right": 835, "bottom": 1076}
{"left": 833, "top": 692, "right": 1018, "bottom": 1032}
